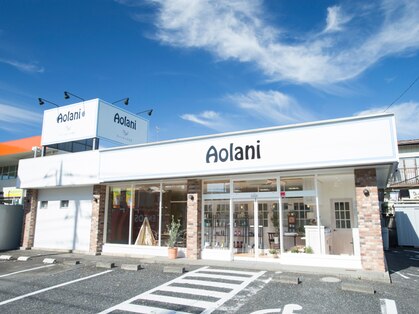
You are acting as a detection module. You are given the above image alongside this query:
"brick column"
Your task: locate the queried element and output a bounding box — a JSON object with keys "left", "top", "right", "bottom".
{"left": 186, "top": 179, "right": 202, "bottom": 259}
{"left": 89, "top": 185, "right": 106, "bottom": 255}
{"left": 21, "top": 189, "right": 38, "bottom": 249}
{"left": 355, "top": 169, "right": 386, "bottom": 272}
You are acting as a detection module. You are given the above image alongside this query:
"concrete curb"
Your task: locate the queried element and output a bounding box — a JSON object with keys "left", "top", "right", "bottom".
{"left": 163, "top": 266, "right": 186, "bottom": 274}
{"left": 96, "top": 262, "right": 115, "bottom": 269}
{"left": 341, "top": 282, "right": 375, "bottom": 294}
{"left": 17, "top": 256, "right": 31, "bottom": 261}
{"left": 0, "top": 255, "right": 14, "bottom": 260}
{"left": 121, "top": 264, "right": 142, "bottom": 271}
{"left": 273, "top": 274, "right": 301, "bottom": 284}
{"left": 43, "top": 258, "right": 57, "bottom": 264}
{"left": 63, "top": 260, "right": 80, "bottom": 265}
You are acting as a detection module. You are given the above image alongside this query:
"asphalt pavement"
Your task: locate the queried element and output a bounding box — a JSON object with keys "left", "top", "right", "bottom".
{"left": 0, "top": 247, "right": 417, "bottom": 313}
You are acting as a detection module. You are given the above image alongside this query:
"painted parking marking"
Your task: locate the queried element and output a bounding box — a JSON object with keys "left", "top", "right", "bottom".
{"left": 0, "top": 270, "right": 112, "bottom": 306}
{"left": 250, "top": 304, "right": 302, "bottom": 314}
{"left": 380, "top": 299, "right": 398, "bottom": 314}
{"left": 0, "top": 264, "right": 55, "bottom": 278}
{"left": 392, "top": 271, "right": 409, "bottom": 279}
{"left": 100, "top": 266, "right": 265, "bottom": 314}
{"left": 406, "top": 273, "right": 419, "bottom": 277}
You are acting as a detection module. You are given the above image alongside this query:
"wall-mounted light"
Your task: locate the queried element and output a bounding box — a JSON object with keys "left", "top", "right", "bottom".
{"left": 363, "top": 188, "right": 370, "bottom": 197}
{"left": 189, "top": 195, "right": 195, "bottom": 201}
{"left": 137, "top": 109, "right": 153, "bottom": 116}
{"left": 64, "top": 91, "right": 85, "bottom": 101}
{"left": 93, "top": 196, "right": 99, "bottom": 203}
{"left": 38, "top": 97, "right": 59, "bottom": 107}
{"left": 112, "top": 97, "right": 129, "bottom": 105}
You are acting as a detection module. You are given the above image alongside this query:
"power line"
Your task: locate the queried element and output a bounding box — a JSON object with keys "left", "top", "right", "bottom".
{"left": 384, "top": 74, "right": 419, "bottom": 112}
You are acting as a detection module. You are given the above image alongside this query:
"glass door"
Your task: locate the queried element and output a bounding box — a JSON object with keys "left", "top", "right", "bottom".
{"left": 233, "top": 201, "right": 255, "bottom": 257}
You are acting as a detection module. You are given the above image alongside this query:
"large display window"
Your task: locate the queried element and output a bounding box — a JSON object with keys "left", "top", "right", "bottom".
{"left": 106, "top": 181, "right": 187, "bottom": 248}
{"left": 131, "top": 184, "right": 160, "bottom": 246}
{"left": 203, "top": 173, "right": 358, "bottom": 259}
{"left": 107, "top": 187, "right": 131, "bottom": 244}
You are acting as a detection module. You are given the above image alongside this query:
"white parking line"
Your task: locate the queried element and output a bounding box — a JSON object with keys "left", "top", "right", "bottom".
{"left": 100, "top": 266, "right": 266, "bottom": 314}
{"left": 406, "top": 273, "right": 419, "bottom": 277}
{"left": 393, "top": 271, "right": 409, "bottom": 279}
{"left": 0, "top": 264, "right": 55, "bottom": 278}
{"left": 380, "top": 299, "right": 398, "bottom": 314}
{"left": 0, "top": 270, "right": 113, "bottom": 306}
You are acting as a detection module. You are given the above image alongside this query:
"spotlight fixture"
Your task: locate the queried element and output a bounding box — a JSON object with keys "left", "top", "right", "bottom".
{"left": 112, "top": 97, "right": 129, "bottom": 105}
{"left": 64, "top": 91, "right": 85, "bottom": 101}
{"left": 38, "top": 97, "right": 59, "bottom": 107}
{"left": 137, "top": 109, "right": 153, "bottom": 116}
{"left": 363, "top": 188, "right": 370, "bottom": 197}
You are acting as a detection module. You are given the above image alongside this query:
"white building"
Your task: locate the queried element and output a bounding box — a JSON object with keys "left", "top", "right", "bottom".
{"left": 18, "top": 99, "right": 399, "bottom": 276}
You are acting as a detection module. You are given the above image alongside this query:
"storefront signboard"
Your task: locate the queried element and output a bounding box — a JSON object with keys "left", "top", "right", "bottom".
{"left": 41, "top": 99, "right": 148, "bottom": 146}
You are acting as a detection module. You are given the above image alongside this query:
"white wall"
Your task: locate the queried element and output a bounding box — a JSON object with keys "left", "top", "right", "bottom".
{"left": 317, "top": 173, "right": 356, "bottom": 228}
{"left": 34, "top": 186, "right": 93, "bottom": 252}
{"left": 395, "top": 205, "right": 419, "bottom": 247}
{"left": 100, "top": 114, "right": 398, "bottom": 182}
{"left": 18, "top": 150, "right": 100, "bottom": 188}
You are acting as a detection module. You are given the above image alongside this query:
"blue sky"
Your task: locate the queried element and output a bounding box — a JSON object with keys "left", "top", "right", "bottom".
{"left": 0, "top": 0, "right": 418, "bottom": 143}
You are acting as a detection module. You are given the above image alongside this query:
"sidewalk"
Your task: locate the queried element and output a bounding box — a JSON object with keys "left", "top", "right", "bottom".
{"left": 1, "top": 248, "right": 391, "bottom": 283}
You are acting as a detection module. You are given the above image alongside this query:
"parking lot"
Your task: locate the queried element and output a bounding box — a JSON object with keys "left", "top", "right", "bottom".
{"left": 0, "top": 248, "right": 418, "bottom": 313}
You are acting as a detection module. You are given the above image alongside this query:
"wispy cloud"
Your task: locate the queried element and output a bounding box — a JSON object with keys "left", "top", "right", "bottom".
{"left": 324, "top": 6, "right": 351, "bottom": 33}
{"left": 0, "top": 58, "right": 44, "bottom": 73}
{"left": 180, "top": 110, "right": 239, "bottom": 132}
{"left": 142, "top": 0, "right": 419, "bottom": 86}
{"left": 355, "top": 102, "right": 419, "bottom": 139}
{"left": 0, "top": 103, "right": 42, "bottom": 131}
{"left": 228, "top": 90, "right": 316, "bottom": 124}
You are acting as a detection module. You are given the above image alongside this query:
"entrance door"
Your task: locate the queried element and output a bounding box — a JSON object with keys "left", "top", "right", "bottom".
{"left": 232, "top": 201, "right": 255, "bottom": 257}
{"left": 331, "top": 200, "right": 354, "bottom": 255}
{"left": 232, "top": 199, "right": 279, "bottom": 258}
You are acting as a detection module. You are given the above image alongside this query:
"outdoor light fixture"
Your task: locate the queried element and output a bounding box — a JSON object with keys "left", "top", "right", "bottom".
{"left": 38, "top": 97, "right": 59, "bottom": 107}
{"left": 112, "top": 97, "right": 129, "bottom": 105}
{"left": 363, "top": 188, "right": 370, "bottom": 197}
{"left": 137, "top": 109, "right": 153, "bottom": 116}
{"left": 64, "top": 91, "right": 85, "bottom": 101}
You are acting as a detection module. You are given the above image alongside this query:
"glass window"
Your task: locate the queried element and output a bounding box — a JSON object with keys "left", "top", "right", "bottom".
{"left": 258, "top": 203, "right": 269, "bottom": 227}
{"left": 162, "top": 182, "right": 187, "bottom": 247}
{"left": 204, "top": 180, "right": 230, "bottom": 194}
{"left": 131, "top": 184, "right": 161, "bottom": 246}
{"left": 40, "top": 201, "right": 48, "bottom": 209}
{"left": 203, "top": 201, "right": 230, "bottom": 249}
{"left": 334, "top": 201, "right": 351, "bottom": 229}
{"left": 233, "top": 179, "right": 277, "bottom": 193}
{"left": 107, "top": 187, "right": 131, "bottom": 244}
{"left": 60, "top": 200, "right": 69, "bottom": 208}
{"left": 1, "top": 166, "right": 8, "bottom": 180}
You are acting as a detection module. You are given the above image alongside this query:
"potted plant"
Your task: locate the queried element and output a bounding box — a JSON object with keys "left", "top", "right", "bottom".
{"left": 167, "top": 215, "right": 182, "bottom": 259}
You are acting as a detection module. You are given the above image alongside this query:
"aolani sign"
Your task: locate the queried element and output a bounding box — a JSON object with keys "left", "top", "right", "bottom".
{"left": 41, "top": 99, "right": 148, "bottom": 146}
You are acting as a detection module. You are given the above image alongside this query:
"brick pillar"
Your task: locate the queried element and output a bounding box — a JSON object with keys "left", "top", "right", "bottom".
{"left": 89, "top": 185, "right": 106, "bottom": 255}
{"left": 186, "top": 179, "right": 202, "bottom": 259}
{"left": 21, "top": 189, "right": 38, "bottom": 249}
{"left": 355, "top": 169, "right": 386, "bottom": 272}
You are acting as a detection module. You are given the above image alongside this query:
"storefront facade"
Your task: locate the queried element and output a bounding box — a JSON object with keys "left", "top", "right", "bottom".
{"left": 18, "top": 112, "right": 398, "bottom": 273}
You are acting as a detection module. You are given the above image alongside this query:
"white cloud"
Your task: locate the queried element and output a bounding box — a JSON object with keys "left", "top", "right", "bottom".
{"left": 228, "top": 90, "right": 316, "bottom": 124}
{"left": 180, "top": 110, "right": 238, "bottom": 132}
{"left": 324, "top": 6, "right": 351, "bottom": 33}
{"left": 355, "top": 102, "right": 419, "bottom": 139}
{"left": 0, "top": 58, "right": 44, "bottom": 73}
{"left": 144, "top": 0, "right": 419, "bottom": 86}
{"left": 0, "top": 103, "right": 42, "bottom": 131}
